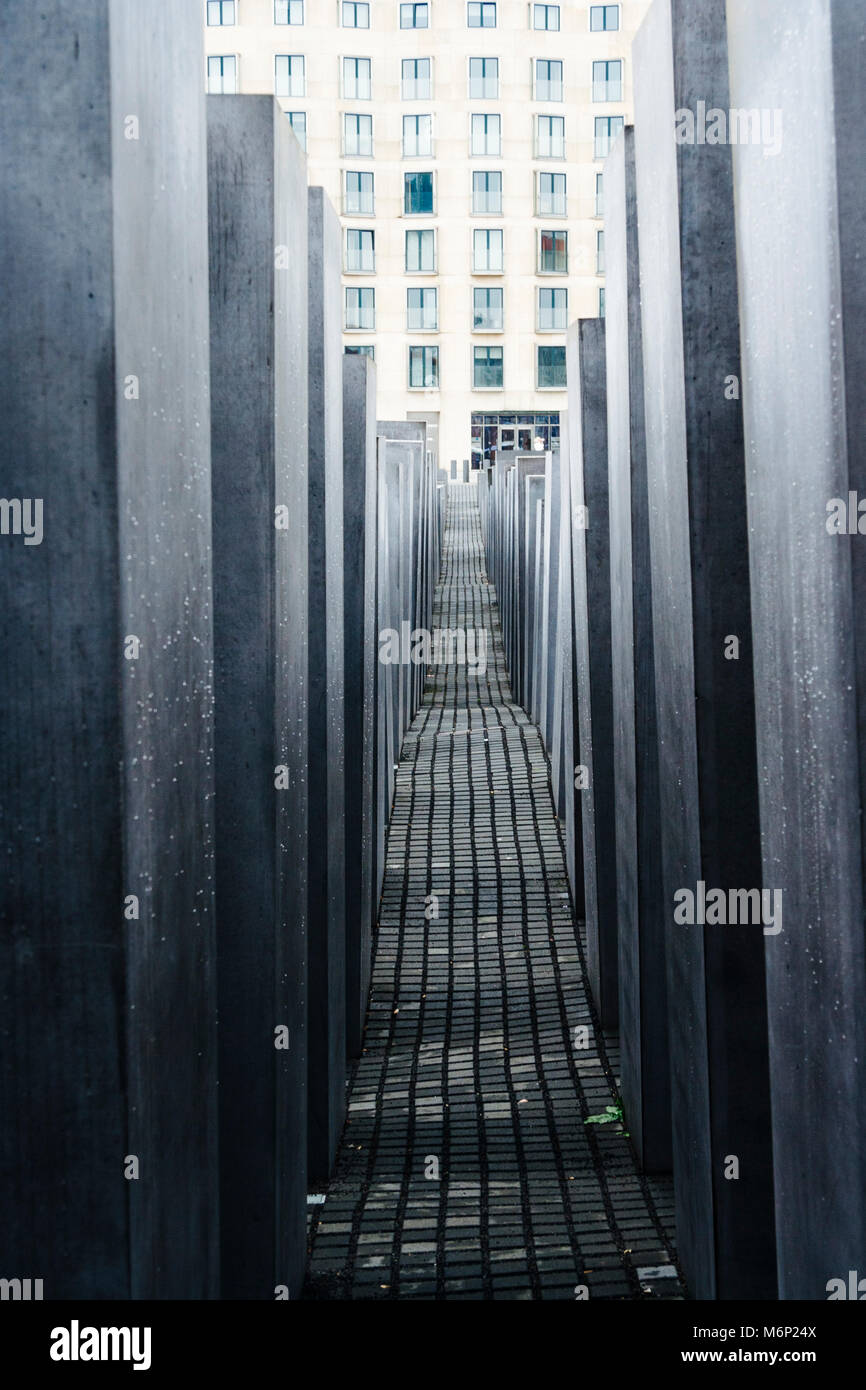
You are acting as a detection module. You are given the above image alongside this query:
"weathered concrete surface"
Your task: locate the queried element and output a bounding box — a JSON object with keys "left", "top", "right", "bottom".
{"left": 728, "top": 0, "right": 866, "bottom": 1299}
{"left": 525, "top": 479, "right": 545, "bottom": 725}
{"left": 344, "top": 355, "right": 377, "bottom": 1059}
{"left": 208, "top": 95, "right": 308, "bottom": 1297}
{"left": 0, "top": 0, "right": 218, "bottom": 1297}
{"left": 567, "top": 321, "right": 618, "bottom": 1028}
{"left": 307, "top": 186, "right": 346, "bottom": 1182}
{"left": 539, "top": 449, "right": 561, "bottom": 762}
{"left": 604, "top": 128, "right": 671, "bottom": 1172}
{"left": 633, "top": 0, "right": 775, "bottom": 1298}
{"left": 553, "top": 412, "right": 582, "bottom": 908}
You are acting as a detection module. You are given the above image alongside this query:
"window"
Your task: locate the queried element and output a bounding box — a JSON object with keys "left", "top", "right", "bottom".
{"left": 407, "top": 287, "right": 438, "bottom": 330}
{"left": 346, "top": 228, "right": 375, "bottom": 272}
{"left": 344, "top": 112, "right": 373, "bottom": 155}
{"left": 535, "top": 59, "right": 563, "bottom": 102}
{"left": 472, "top": 171, "right": 502, "bottom": 214}
{"left": 468, "top": 1, "right": 496, "bottom": 26}
{"left": 403, "top": 114, "right": 433, "bottom": 157}
{"left": 473, "top": 228, "right": 504, "bottom": 271}
{"left": 538, "top": 345, "right": 566, "bottom": 388}
{"left": 346, "top": 287, "right": 375, "bottom": 330}
{"left": 344, "top": 170, "right": 374, "bottom": 214}
{"left": 275, "top": 55, "right": 305, "bottom": 97}
{"left": 342, "top": 0, "right": 369, "bottom": 24}
{"left": 596, "top": 230, "right": 605, "bottom": 275}
{"left": 345, "top": 344, "right": 375, "bottom": 358}
{"left": 471, "top": 113, "right": 501, "bottom": 156}
{"left": 532, "top": 4, "right": 559, "bottom": 30}
{"left": 207, "top": 1, "right": 236, "bottom": 24}
{"left": 473, "top": 287, "right": 503, "bottom": 330}
{"left": 594, "top": 114, "right": 623, "bottom": 158}
{"left": 590, "top": 4, "right": 619, "bottom": 31}
{"left": 406, "top": 228, "right": 436, "bottom": 271}
{"left": 469, "top": 57, "right": 498, "bottom": 99}
{"left": 275, "top": 0, "right": 304, "bottom": 22}
{"left": 474, "top": 346, "right": 503, "bottom": 389}
{"left": 592, "top": 59, "right": 623, "bottom": 102}
{"left": 535, "top": 114, "right": 565, "bottom": 158}
{"left": 538, "top": 288, "right": 567, "bottom": 330}
{"left": 343, "top": 57, "right": 372, "bottom": 99}
{"left": 400, "top": 2, "right": 428, "bottom": 27}
{"left": 207, "top": 56, "right": 237, "bottom": 93}
{"left": 405, "top": 171, "right": 434, "bottom": 214}
{"left": 599, "top": 287, "right": 606, "bottom": 318}
{"left": 538, "top": 229, "right": 567, "bottom": 272}
{"left": 409, "top": 345, "right": 439, "bottom": 388}
{"left": 596, "top": 172, "right": 604, "bottom": 216}
{"left": 287, "top": 111, "right": 307, "bottom": 150}
{"left": 535, "top": 172, "right": 566, "bottom": 217}
{"left": 402, "top": 57, "right": 431, "bottom": 99}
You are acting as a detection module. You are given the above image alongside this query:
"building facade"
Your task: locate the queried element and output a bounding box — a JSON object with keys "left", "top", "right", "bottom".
{"left": 204, "top": 0, "right": 647, "bottom": 470}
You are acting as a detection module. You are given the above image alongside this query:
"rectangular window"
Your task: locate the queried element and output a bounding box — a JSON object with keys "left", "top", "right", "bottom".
{"left": 207, "top": 1, "right": 236, "bottom": 24}
{"left": 345, "top": 344, "right": 375, "bottom": 358}
{"left": 344, "top": 170, "right": 374, "bottom": 215}
{"left": 400, "top": 2, "right": 428, "bottom": 27}
{"left": 535, "top": 59, "right": 563, "bottom": 102}
{"left": 473, "top": 228, "right": 504, "bottom": 272}
{"left": 409, "top": 345, "right": 439, "bottom": 388}
{"left": 469, "top": 57, "right": 499, "bottom": 99}
{"left": 407, "top": 287, "right": 438, "bottom": 330}
{"left": 596, "top": 229, "right": 605, "bottom": 275}
{"left": 344, "top": 112, "right": 373, "bottom": 155}
{"left": 275, "top": 54, "right": 305, "bottom": 97}
{"left": 599, "top": 287, "right": 606, "bottom": 318}
{"left": 537, "top": 344, "right": 566, "bottom": 388}
{"left": 472, "top": 171, "right": 502, "bottom": 214}
{"left": 596, "top": 171, "right": 604, "bottom": 217}
{"left": 275, "top": 0, "right": 304, "bottom": 22}
{"left": 536, "top": 172, "right": 566, "bottom": 217}
{"left": 207, "top": 55, "right": 237, "bottom": 93}
{"left": 342, "top": 0, "right": 369, "bottom": 24}
{"left": 594, "top": 114, "right": 623, "bottom": 158}
{"left": 532, "top": 4, "right": 559, "bottom": 30}
{"left": 473, "top": 286, "right": 504, "bottom": 330}
{"left": 537, "top": 287, "right": 567, "bottom": 330}
{"left": 403, "top": 114, "right": 433, "bottom": 157}
{"left": 345, "top": 286, "right": 375, "bottom": 330}
{"left": 474, "top": 345, "right": 503, "bottom": 389}
{"left": 590, "top": 4, "right": 620, "bottom": 31}
{"left": 406, "top": 228, "right": 436, "bottom": 271}
{"left": 404, "top": 171, "right": 434, "bottom": 214}
{"left": 538, "top": 229, "right": 567, "bottom": 273}
{"left": 592, "top": 59, "right": 623, "bottom": 102}
{"left": 471, "top": 113, "right": 501, "bottom": 156}
{"left": 535, "top": 114, "right": 565, "bottom": 158}
{"left": 468, "top": 2, "right": 497, "bottom": 26}
{"left": 287, "top": 110, "right": 307, "bottom": 150}
{"left": 402, "top": 57, "right": 432, "bottom": 99}
{"left": 346, "top": 228, "right": 375, "bottom": 272}
{"left": 343, "top": 57, "right": 372, "bottom": 99}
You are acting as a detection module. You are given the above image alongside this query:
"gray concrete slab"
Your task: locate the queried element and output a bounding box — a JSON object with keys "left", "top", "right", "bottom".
{"left": 0, "top": 0, "right": 218, "bottom": 1298}
{"left": 728, "top": 0, "right": 866, "bottom": 1299}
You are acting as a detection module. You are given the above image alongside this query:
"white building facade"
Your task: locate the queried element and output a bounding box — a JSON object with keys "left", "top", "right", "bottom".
{"left": 204, "top": 0, "right": 647, "bottom": 470}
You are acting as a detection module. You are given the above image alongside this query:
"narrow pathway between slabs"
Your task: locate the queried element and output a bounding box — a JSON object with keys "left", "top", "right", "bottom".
{"left": 305, "top": 483, "right": 683, "bottom": 1301}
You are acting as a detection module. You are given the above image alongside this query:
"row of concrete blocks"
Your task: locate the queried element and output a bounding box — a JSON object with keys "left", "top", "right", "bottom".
{"left": 482, "top": 0, "right": 866, "bottom": 1302}
{"left": 0, "top": 3, "right": 441, "bottom": 1300}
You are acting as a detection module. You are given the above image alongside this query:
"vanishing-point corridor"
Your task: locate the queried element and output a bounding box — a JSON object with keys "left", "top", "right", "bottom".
{"left": 305, "top": 485, "right": 683, "bottom": 1300}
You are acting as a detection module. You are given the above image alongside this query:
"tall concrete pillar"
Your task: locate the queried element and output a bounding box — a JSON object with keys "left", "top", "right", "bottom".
{"left": 0, "top": 0, "right": 218, "bottom": 1297}
{"left": 343, "top": 355, "right": 377, "bottom": 1059}
{"left": 207, "top": 96, "right": 309, "bottom": 1297}
{"left": 567, "top": 321, "right": 618, "bottom": 1028}
{"left": 633, "top": 0, "right": 776, "bottom": 1297}
{"left": 307, "top": 187, "right": 346, "bottom": 1181}
{"left": 605, "top": 129, "right": 671, "bottom": 1171}
{"left": 728, "top": 0, "right": 866, "bottom": 1299}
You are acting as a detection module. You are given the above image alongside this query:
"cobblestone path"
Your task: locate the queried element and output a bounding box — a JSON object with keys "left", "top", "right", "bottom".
{"left": 305, "top": 484, "right": 682, "bottom": 1300}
